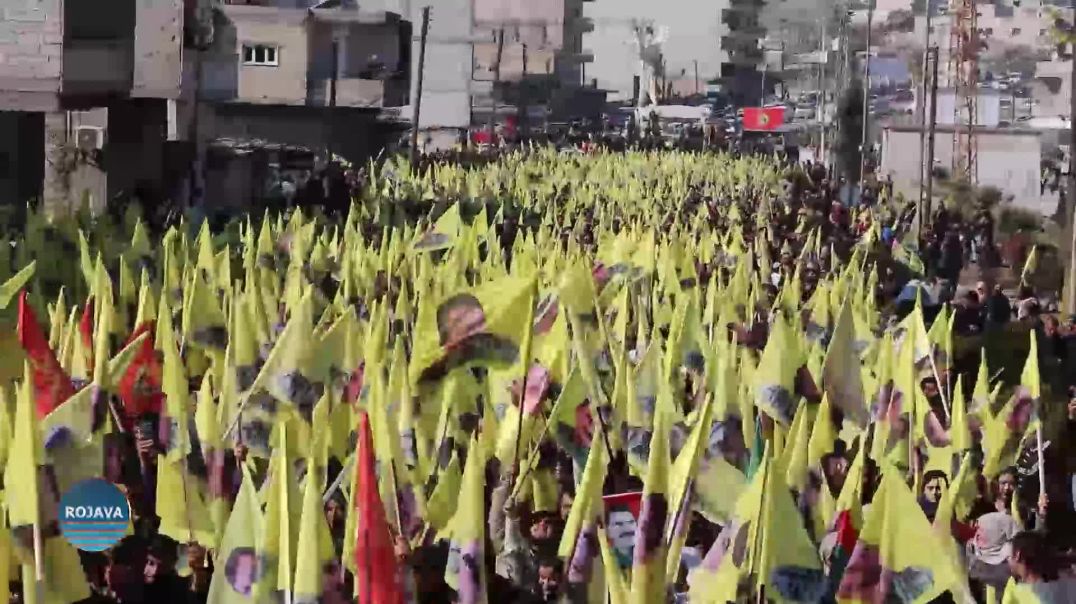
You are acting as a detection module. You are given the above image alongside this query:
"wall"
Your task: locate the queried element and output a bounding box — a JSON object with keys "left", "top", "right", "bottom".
{"left": 472, "top": 0, "right": 590, "bottom": 87}
{"left": 881, "top": 126, "right": 1046, "bottom": 214}
{"left": 473, "top": 0, "right": 567, "bottom": 25}
{"left": 133, "top": 0, "right": 184, "bottom": 99}
{"left": 222, "top": 6, "right": 310, "bottom": 105}
{"left": 0, "top": 0, "right": 64, "bottom": 112}
{"left": 928, "top": 89, "right": 1002, "bottom": 127}
{"left": 473, "top": 42, "right": 558, "bottom": 81}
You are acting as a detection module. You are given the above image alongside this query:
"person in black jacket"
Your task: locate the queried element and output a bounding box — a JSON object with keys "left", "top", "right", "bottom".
{"left": 143, "top": 536, "right": 210, "bottom": 604}
{"left": 75, "top": 536, "right": 148, "bottom": 604}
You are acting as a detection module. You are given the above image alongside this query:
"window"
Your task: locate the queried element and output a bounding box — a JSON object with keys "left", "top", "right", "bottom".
{"left": 1040, "top": 29, "right": 1047, "bottom": 37}
{"left": 242, "top": 44, "right": 278, "bottom": 66}
{"left": 1011, "top": 27, "right": 1021, "bottom": 35}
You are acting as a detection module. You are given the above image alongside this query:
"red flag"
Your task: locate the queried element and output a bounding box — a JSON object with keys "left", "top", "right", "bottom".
{"left": 742, "top": 106, "right": 785, "bottom": 131}
{"left": 117, "top": 322, "right": 163, "bottom": 419}
{"left": 353, "top": 411, "right": 403, "bottom": 604}
{"left": 17, "top": 291, "right": 76, "bottom": 418}
{"left": 602, "top": 491, "right": 644, "bottom": 520}
{"left": 834, "top": 509, "right": 859, "bottom": 552}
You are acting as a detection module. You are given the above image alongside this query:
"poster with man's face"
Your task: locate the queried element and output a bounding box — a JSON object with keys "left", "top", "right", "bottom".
{"left": 419, "top": 293, "right": 520, "bottom": 383}
{"left": 602, "top": 491, "right": 643, "bottom": 569}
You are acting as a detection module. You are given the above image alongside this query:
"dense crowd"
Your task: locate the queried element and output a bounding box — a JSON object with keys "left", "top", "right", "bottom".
{"left": 0, "top": 149, "right": 1073, "bottom": 604}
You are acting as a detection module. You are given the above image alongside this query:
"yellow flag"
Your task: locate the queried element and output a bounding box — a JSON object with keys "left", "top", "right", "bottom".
{"left": 410, "top": 274, "right": 535, "bottom": 386}
{"left": 444, "top": 435, "right": 487, "bottom": 604}
{"left": 258, "top": 424, "right": 302, "bottom": 601}
{"left": 207, "top": 467, "right": 262, "bottom": 604}
{"left": 837, "top": 471, "right": 959, "bottom": 603}
{"left": 628, "top": 407, "right": 671, "bottom": 604}
{"left": 293, "top": 457, "right": 336, "bottom": 602}
{"left": 6, "top": 365, "right": 42, "bottom": 530}
{"left": 754, "top": 312, "right": 798, "bottom": 425}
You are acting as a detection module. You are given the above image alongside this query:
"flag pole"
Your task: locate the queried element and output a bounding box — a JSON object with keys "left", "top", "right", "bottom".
{"left": 32, "top": 518, "right": 44, "bottom": 583}
{"left": 221, "top": 393, "right": 247, "bottom": 442}
{"left": 927, "top": 344, "right": 951, "bottom": 424}
{"left": 511, "top": 282, "right": 538, "bottom": 484}
{"left": 1036, "top": 422, "right": 1045, "bottom": 500}
{"left": 508, "top": 412, "right": 551, "bottom": 500}
{"left": 179, "top": 455, "right": 196, "bottom": 544}
{"left": 389, "top": 464, "right": 405, "bottom": 536}
{"left": 323, "top": 454, "right": 355, "bottom": 505}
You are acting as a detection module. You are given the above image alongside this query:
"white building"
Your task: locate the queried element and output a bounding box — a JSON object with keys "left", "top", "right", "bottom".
{"left": 919, "top": 88, "right": 1003, "bottom": 127}
{"left": 583, "top": 0, "right": 738, "bottom": 102}
{"left": 880, "top": 124, "right": 1048, "bottom": 214}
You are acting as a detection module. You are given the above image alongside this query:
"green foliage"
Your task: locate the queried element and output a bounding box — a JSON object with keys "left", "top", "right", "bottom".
{"left": 1047, "top": 8, "right": 1076, "bottom": 55}
{"left": 997, "top": 205, "right": 1043, "bottom": 235}
{"left": 977, "top": 186, "right": 1003, "bottom": 209}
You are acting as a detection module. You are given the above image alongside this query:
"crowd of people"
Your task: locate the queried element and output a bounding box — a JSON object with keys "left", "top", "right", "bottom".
{"left": 0, "top": 148, "right": 1074, "bottom": 604}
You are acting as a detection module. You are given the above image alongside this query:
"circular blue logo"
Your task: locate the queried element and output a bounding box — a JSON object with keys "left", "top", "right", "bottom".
{"left": 59, "top": 479, "right": 130, "bottom": 552}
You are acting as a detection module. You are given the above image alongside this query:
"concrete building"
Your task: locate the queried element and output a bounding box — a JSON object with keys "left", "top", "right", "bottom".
{"left": 1032, "top": 55, "right": 1071, "bottom": 120}
{"left": 0, "top": 0, "right": 193, "bottom": 212}
{"left": 583, "top": 0, "right": 745, "bottom": 103}
{"left": 358, "top": 0, "right": 475, "bottom": 146}
{"left": 880, "top": 124, "right": 1048, "bottom": 214}
{"left": 914, "top": 3, "right": 1060, "bottom": 85}
{"left": 0, "top": 0, "right": 410, "bottom": 210}
{"left": 471, "top": 0, "right": 603, "bottom": 123}
{"left": 723, "top": 0, "right": 766, "bottom": 104}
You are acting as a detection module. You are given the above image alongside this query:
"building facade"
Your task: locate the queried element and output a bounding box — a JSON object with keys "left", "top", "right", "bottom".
{"left": 0, "top": 0, "right": 411, "bottom": 210}
{"left": 359, "top": 0, "right": 476, "bottom": 144}
{"left": 880, "top": 124, "right": 1047, "bottom": 214}
{"left": 582, "top": 0, "right": 761, "bottom": 104}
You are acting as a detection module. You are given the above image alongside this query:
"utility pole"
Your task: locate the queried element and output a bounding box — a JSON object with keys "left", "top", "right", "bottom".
{"left": 918, "top": 0, "right": 934, "bottom": 211}
{"left": 519, "top": 43, "right": 528, "bottom": 142}
{"left": 818, "top": 20, "right": 827, "bottom": 167}
{"left": 859, "top": 0, "right": 874, "bottom": 185}
{"left": 487, "top": 28, "right": 505, "bottom": 146}
{"left": 924, "top": 46, "right": 939, "bottom": 238}
{"left": 830, "top": 8, "right": 845, "bottom": 176}
{"left": 409, "top": 6, "right": 431, "bottom": 169}
{"left": 1065, "top": 42, "right": 1076, "bottom": 313}
{"left": 693, "top": 59, "right": 700, "bottom": 96}
{"left": 326, "top": 34, "right": 339, "bottom": 161}
{"left": 760, "top": 62, "right": 767, "bottom": 105}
